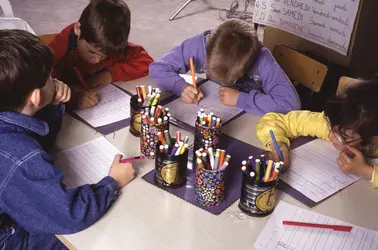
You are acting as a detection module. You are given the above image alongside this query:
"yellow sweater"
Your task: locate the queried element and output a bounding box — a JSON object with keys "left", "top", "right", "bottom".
{"left": 256, "top": 110, "right": 378, "bottom": 188}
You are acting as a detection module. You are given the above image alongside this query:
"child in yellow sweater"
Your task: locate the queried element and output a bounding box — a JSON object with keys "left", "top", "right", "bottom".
{"left": 256, "top": 78, "right": 378, "bottom": 188}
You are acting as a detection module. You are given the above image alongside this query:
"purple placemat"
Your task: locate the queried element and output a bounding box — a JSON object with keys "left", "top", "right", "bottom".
{"left": 143, "top": 134, "right": 320, "bottom": 214}
{"left": 143, "top": 134, "right": 264, "bottom": 215}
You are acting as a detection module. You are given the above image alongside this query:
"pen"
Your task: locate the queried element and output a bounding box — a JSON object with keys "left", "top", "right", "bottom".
{"left": 73, "top": 67, "right": 89, "bottom": 91}
{"left": 282, "top": 221, "right": 353, "bottom": 232}
{"left": 120, "top": 155, "right": 145, "bottom": 163}
{"left": 189, "top": 57, "right": 197, "bottom": 88}
{"left": 269, "top": 130, "right": 284, "bottom": 161}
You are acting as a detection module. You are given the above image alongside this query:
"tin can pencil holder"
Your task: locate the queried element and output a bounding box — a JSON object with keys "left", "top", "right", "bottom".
{"left": 130, "top": 95, "right": 144, "bottom": 137}
{"left": 140, "top": 120, "right": 169, "bottom": 159}
{"left": 193, "top": 121, "right": 222, "bottom": 162}
{"left": 155, "top": 140, "right": 188, "bottom": 187}
{"left": 195, "top": 165, "right": 226, "bottom": 207}
{"left": 238, "top": 172, "right": 278, "bottom": 217}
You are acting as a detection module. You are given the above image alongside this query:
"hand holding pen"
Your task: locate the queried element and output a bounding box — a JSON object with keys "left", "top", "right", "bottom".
{"left": 268, "top": 130, "right": 290, "bottom": 170}
{"left": 180, "top": 57, "right": 204, "bottom": 105}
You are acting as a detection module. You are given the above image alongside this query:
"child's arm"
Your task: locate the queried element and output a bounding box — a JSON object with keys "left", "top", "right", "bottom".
{"left": 237, "top": 50, "right": 301, "bottom": 116}
{"left": 0, "top": 153, "right": 133, "bottom": 234}
{"left": 256, "top": 111, "right": 329, "bottom": 150}
{"left": 149, "top": 32, "right": 206, "bottom": 97}
{"left": 338, "top": 146, "right": 378, "bottom": 188}
{"left": 105, "top": 43, "right": 153, "bottom": 83}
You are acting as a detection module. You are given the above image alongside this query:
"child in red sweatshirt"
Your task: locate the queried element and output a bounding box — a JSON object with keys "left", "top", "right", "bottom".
{"left": 49, "top": 0, "right": 153, "bottom": 109}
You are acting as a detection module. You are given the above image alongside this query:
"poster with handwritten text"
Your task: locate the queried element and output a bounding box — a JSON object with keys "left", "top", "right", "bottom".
{"left": 253, "top": 0, "right": 360, "bottom": 55}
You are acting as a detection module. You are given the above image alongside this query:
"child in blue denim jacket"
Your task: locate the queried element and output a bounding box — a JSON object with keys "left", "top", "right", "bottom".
{"left": 0, "top": 30, "right": 135, "bottom": 250}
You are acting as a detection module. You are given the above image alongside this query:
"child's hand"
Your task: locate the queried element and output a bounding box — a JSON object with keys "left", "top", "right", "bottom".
{"left": 337, "top": 146, "right": 374, "bottom": 180}
{"left": 181, "top": 84, "right": 204, "bottom": 104}
{"left": 87, "top": 71, "right": 112, "bottom": 90}
{"left": 51, "top": 79, "right": 71, "bottom": 104}
{"left": 77, "top": 91, "right": 99, "bottom": 109}
{"left": 109, "top": 154, "right": 136, "bottom": 189}
{"left": 267, "top": 141, "right": 290, "bottom": 170}
{"left": 219, "top": 87, "right": 240, "bottom": 107}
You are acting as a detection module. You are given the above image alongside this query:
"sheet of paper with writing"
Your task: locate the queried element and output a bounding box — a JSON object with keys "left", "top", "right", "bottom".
{"left": 253, "top": 201, "right": 378, "bottom": 250}
{"left": 164, "top": 80, "right": 244, "bottom": 127}
{"left": 280, "top": 139, "right": 361, "bottom": 203}
{"left": 54, "top": 137, "right": 123, "bottom": 187}
{"left": 253, "top": 0, "right": 360, "bottom": 55}
{"left": 74, "top": 84, "right": 131, "bottom": 128}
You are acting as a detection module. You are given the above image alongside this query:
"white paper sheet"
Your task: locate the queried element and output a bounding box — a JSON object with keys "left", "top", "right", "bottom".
{"left": 253, "top": 0, "right": 360, "bottom": 55}
{"left": 164, "top": 80, "right": 243, "bottom": 126}
{"left": 54, "top": 137, "right": 123, "bottom": 187}
{"left": 179, "top": 74, "right": 197, "bottom": 85}
{"left": 74, "top": 84, "right": 131, "bottom": 128}
{"left": 281, "top": 139, "right": 361, "bottom": 203}
{"left": 254, "top": 201, "right": 378, "bottom": 250}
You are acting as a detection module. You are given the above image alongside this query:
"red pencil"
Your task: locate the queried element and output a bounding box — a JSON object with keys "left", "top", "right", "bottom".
{"left": 120, "top": 155, "right": 145, "bottom": 163}
{"left": 73, "top": 67, "right": 89, "bottom": 91}
{"left": 282, "top": 221, "right": 352, "bottom": 232}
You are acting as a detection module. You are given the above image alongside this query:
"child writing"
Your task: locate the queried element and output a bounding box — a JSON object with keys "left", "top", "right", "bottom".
{"left": 256, "top": 78, "right": 378, "bottom": 188}
{"left": 0, "top": 30, "right": 135, "bottom": 249}
{"left": 149, "top": 19, "right": 300, "bottom": 116}
{"left": 49, "top": 0, "right": 154, "bottom": 110}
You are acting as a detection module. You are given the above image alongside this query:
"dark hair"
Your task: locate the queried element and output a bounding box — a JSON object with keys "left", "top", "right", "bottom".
{"left": 0, "top": 29, "right": 54, "bottom": 112}
{"left": 206, "top": 18, "right": 261, "bottom": 84}
{"left": 325, "top": 79, "right": 378, "bottom": 144}
{"left": 78, "top": 0, "right": 131, "bottom": 56}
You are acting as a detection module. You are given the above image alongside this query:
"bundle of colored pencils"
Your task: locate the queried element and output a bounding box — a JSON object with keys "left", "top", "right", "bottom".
{"left": 196, "top": 109, "right": 221, "bottom": 128}
{"left": 241, "top": 154, "right": 283, "bottom": 183}
{"left": 157, "top": 131, "right": 189, "bottom": 156}
{"left": 195, "top": 147, "right": 231, "bottom": 171}
{"left": 141, "top": 106, "right": 170, "bottom": 125}
{"left": 136, "top": 85, "right": 161, "bottom": 107}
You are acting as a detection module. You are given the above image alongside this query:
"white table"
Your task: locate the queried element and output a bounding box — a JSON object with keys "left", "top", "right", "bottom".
{"left": 56, "top": 77, "right": 378, "bottom": 250}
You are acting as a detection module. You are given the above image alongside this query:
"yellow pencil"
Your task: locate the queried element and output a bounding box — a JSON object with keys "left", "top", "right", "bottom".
{"left": 189, "top": 57, "right": 197, "bottom": 88}
{"left": 264, "top": 160, "right": 274, "bottom": 182}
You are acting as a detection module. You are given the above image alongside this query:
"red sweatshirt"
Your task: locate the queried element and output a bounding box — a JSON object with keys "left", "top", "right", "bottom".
{"left": 49, "top": 24, "right": 153, "bottom": 85}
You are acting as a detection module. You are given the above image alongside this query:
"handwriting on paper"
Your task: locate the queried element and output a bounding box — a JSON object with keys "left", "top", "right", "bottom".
{"left": 280, "top": 139, "right": 361, "bottom": 203}
{"left": 253, "top": 0, "right": 360, "bottom": 55}
{"left": 74, "top": 84, "right": 131, "bottom": 128}
{"left": 254, "top": 201, "right": 378, "bottom": 250}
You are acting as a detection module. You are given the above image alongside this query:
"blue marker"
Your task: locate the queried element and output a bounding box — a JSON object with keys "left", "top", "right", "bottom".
{"left": 269, "top": 130, "right": 284, "bottom": 161}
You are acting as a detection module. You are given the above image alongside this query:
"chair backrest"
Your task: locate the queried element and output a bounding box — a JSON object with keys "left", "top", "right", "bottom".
{"left": 39, "top": 33, "right": 57, "bottom": 45}
{"left": 0, "top": 17, "right": 35, "bottom": 34}
{"left": 336, "top": 76, "right": 360, "bottom": 95}
{"left": 273, "top": 45, "right": 328, "bottom": 92}
{"left": 0, "top": 0, "right": 14, "bottom": 17}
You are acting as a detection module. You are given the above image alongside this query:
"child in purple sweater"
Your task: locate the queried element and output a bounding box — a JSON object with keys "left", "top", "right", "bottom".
{"left": 149, "top": 19, "right": 300, "bottom": 116}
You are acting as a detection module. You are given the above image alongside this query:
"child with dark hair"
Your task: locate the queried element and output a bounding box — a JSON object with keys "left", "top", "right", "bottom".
{"left": 0, "top": 30, "right": 135, "bottom": 249}
{"left": 49, "top": 0, "right": 153, "bottom": 109}
{"left": 149, "top": 19, "right": 300, "bottom": 115}
{"left": 256, "top": 79, "right": 378, "bottom": 187}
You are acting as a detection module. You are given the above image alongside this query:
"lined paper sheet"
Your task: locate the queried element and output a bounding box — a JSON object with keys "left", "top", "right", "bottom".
{"left": 281, "top": 139, "right": 361, "bottom": 203}
{"left": 164, "top": 80, "right": 243, "bottom": 127}
{"left": 54, "top": 137, "right": 123, "bottom": 187}
{"left": 254, "top": 201, "right": 378, "bottom": 250}
{"left": 74, "top": 84, "right": 131, "bottom": 128}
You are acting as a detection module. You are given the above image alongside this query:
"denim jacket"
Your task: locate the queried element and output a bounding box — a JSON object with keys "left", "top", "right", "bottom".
{"left": 0, "top": 105, "right": 118, "bottom": 249}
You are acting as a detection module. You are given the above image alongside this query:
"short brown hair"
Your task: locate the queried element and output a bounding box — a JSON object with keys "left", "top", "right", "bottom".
{"left": 79, "top": 0, "right": 131, "bottom": 56}
{"left": 0, "top": 30, "right": 54, "bottom": 112}
{"left": 206, "top": 19, "right": 261, "bottom": 84}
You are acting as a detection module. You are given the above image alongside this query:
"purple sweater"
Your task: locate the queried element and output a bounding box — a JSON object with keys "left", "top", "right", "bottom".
{"left": 149, "top": 31, "right": 301, "bottom": 116}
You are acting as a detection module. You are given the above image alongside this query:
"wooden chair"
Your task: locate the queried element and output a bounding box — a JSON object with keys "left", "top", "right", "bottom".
{"left": 336, "top": 76, "right": 360, "bottom": 95}
{"left": 39, "top": 33, "right": 57, "bottom": 45}
{"left": 273, "top": 45, "right": 328, "bottom": 110}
